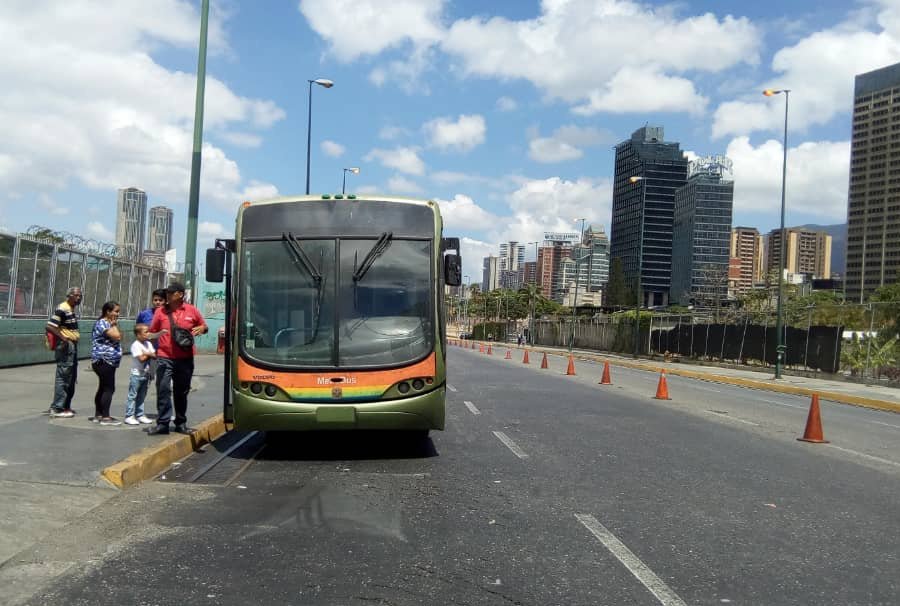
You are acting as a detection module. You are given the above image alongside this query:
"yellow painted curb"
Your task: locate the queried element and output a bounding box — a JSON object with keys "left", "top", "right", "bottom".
{"left": 101, "top": 415, "right": 226, "bottom": 489}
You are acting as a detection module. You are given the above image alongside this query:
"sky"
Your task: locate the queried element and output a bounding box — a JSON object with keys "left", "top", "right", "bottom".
{"left": 1, "top": 0, "right": 899, "bottom": 282}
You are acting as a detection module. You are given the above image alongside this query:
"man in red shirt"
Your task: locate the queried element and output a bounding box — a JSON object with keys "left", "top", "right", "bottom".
{"left": 147, "top": 282, "right": 208, "bottom": 435}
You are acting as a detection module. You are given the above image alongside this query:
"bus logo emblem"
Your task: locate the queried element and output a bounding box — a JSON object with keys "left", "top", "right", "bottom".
{"left": 331, "top": 387, "right": 342, "bottom": 399}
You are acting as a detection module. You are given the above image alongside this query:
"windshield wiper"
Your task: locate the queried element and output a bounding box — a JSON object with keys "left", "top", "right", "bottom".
{"left": 353, "top": 231, "right": 393, "bottom": 283}
{"left": 283, "top": 232, "right": 324, "bottom": 345}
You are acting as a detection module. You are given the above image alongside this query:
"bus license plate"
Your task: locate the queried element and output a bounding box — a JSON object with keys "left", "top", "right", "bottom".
{"left": 316, "top": 406, "right": 356, "bottom": 424}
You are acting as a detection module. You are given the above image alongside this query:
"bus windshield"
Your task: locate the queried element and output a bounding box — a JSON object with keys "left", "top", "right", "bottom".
{"left": 240, "top": 237, "right": 433, "bottom": 368}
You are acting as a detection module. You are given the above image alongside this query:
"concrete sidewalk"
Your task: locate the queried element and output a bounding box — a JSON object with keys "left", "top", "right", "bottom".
{"left": 0, "top": 354, "right": 225, "bottom": 567}
{"left": 456, "top": 339, "right": 900, "bottom": 413}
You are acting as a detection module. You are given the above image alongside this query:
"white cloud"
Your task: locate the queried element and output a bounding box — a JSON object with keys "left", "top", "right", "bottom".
{"left": 441, "top": 1, "right": 759, "bottom": 114}
{"left": 379, "top": 125, "right": 411, "bottom": 140}
{"left": 726, "top": 136, "right": 850, "bottom": 221}
{"left": 423, "top": 114, "right": 486, "bottom": 152}
{"left": 219, "top": 132, "right": 263, "bottom": 148}
{"left": 369, "top": 46, "right": 436, "bottom": 93}
{"left": 198, "top": 221, "right": 233, "bottom": 239}
{"left": 364, "top": 147, "right": 426, "bottom": 175}
{"left": 387, "top": 175, "right": 424, "bottom": 194}
{"left": 496, "top": 96, "right": 518, "bottom": 112}
{"left": 528, "top": 124, "right": 614, "bottom": 163}
{"left": 38, "top": 194, "right": 68, "bottom": 216}
{"left": 435, "top": 194, "right": 497, "bottom": 231}
{"left": 299, "top": 0, "right": 444, "bottom": 62}
{"left": 321, "top": 140, "right": 345, "bottom": 158}
{"left": 712, "top": 5, "right": 900, "bottom": 137}
{"left": 85, "top": 221, "right": 114, "bottom": 242}
{"left": 459, "top": 236, "right": 496, "bottom": 285}
{"left": 240, "top": 180, "right": 279, "bottom": 201}
{"left": 0, "top": 1, "right": 283, "bottom": 212}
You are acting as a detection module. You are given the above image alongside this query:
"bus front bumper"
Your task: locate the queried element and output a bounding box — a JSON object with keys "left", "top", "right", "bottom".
{"left": 232, "top": 387, "right": 446, "bottom": 432}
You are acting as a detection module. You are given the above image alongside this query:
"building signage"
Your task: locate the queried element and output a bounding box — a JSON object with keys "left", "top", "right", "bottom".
{"left": 543, "top": 232, "right": 580, "bottom": 243}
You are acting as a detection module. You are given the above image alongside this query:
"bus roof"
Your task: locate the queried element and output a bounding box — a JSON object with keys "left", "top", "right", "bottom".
{"left": 241, "top": 194, "right": 438, "bottom": 208}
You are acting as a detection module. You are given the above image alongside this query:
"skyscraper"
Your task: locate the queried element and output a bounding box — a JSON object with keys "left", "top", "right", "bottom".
{"left": 846, "top": 62, "right": 900, "bottom": 302}
{"left": 146, "top": 206, "right": 174, "bottom": 252}
{"left": 730, "top": 227, "right": 765, "bottom": 293}
{"left": 767, "top": 227, "right": 832, "bottom": 279}
{"left": 498, "top": 241, "right": 525, "bottom": 289}
{"left": 482, "top": 255, "right": 499, "bottom": 292}
{"left": 115, "top": 187, "right": 147, "bottom": 259}
{"left": 670, "top": 157, "right": 734, "bottom": 305}
{"left": 610, "top": 126, "right": 689, "bottom": 307}
{"left": 584, "top": 225, "right": 610, "bottom": 291}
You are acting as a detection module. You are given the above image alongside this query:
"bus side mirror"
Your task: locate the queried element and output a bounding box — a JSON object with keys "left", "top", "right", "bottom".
{"left": 206, "top": 248, "right": 226, "bottom": 283}
{"left": 444, "top": 254, "right": 461, "bottom": 286}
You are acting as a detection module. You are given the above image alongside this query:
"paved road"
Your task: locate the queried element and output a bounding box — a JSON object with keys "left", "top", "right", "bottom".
{"left": 9, "top": 347, "right": 900, "bottom": 605}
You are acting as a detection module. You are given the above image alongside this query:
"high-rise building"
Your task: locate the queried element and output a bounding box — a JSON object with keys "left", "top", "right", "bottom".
{"left": 498, "top": 241, "right": 525, "bottom": 289}
{"left": 115, "top": 187, "right": 147, "bottom": 259}
{"left": 670, "top": 157, "right": 734, "bottom": 305}
{"left": 767, "top": 227, "right": 832, "bottom": 279}
{"left": 522, "top": 261, "right": 537, "bottom": 286}
{"left": 146, "top": 206, "right": 173, "bottom": 252}
{"left": 482, "top": 255, "right": 499, "bottom": 292}
{"left": 730, "top": 227, "right": 764, "bottom": 294}
{"left": 846, "top": 62, "right": 900, "bottom": 302}
{"left": 610, "top": 126, "right": 689, "bottom": 307}
{"left": 537, "top": 232, "right": 579, "bottom": 302}
{"left": 585, "top": 225, "right": 610, "bottom": 291}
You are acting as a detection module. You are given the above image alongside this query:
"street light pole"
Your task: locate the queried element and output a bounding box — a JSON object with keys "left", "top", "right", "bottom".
{"left": 764, "top": 88, "right": 791, "bottom": 379}
{"left": 342, "top": 167, "right": 359, "bottom": 195}
{"left": 463, "top": 274, "right": 470, "bottom": 332}
{"left": 630, "top": 176, "right": 645, "bottom": 358}
{"left": 305, "top": 78, "right": 334, "bottom": 195}
{"left": 571, "top": 218, "right": 586, "bottom": 352}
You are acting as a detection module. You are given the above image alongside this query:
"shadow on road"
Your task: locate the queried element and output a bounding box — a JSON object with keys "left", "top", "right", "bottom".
{"left": 259, "top": 430, "right": 438, "bottom": 461}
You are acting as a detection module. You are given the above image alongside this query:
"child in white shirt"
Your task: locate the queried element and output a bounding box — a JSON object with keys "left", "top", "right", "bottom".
{"left": 123, "top": 324, "right": 156, "bottom": 425}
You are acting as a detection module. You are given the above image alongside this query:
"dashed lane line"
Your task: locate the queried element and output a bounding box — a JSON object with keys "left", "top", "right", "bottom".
{"left": 824, "top": 444, "right": 900, "bottom": 469}
{"left": 704, "top": 410, "right": 760, "bottom": 426}
{"left": 575, "top": 514, "right": 688, "bottom": 606}
{"left": 464, "top": 401, "right": 481, "bottom": 415}
{"left": 871, "top": 420, "right": 900, "bottom": 430}
{"left": 492, "top": 431, "right": 529, "bottom": 459}
{"left": 447, "top": 384, "right": 458, "bottom": 392}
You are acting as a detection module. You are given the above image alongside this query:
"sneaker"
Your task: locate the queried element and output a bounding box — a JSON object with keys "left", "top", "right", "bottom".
{"left": 123, "top": 416, "right": 140, "bottom": 425}
{"left": 100, "top": 417, "right": 122, "bottom": 426}
{"left": 64, "top": 408, "right": 76, "bottom": 415}
{"left": 137, "top": 415, "right": 154, "bottom": 424}
{"left": 146, "top": 424, "right": 170, "bottom": 435}
{"left": 50, "top": 410, "right": 75, "bottom": 418}
{"left": 88, "top": 416, "right": 100, "bottom": 423}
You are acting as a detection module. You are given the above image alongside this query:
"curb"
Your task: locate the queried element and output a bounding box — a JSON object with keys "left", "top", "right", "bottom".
{"left": 101, "top": 415, "right": 226, "bottom": 489}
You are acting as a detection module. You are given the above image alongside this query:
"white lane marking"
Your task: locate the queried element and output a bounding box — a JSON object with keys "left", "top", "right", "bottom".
{"left": 824, "top": 444, "right": 900, "bottom": 468}
{"left": 492, "top": 431, "right": 529, "bottom": 459}
{"left": 575, "top": 514, "right": 687, "bottom": 606}
{"left": 464, "top": 401, "right": 481, "bottom": 415}
{"left": 871, "top": 420, "right": 900, "bottom": 430}
{"left": 762, "top": 399, "right": 805, "bottom": 410}
{"left": 704, "top": 411, "right": 760, "bottom": 426}
{"left": 447, "top": 384, "right": 458, "bottom": 393}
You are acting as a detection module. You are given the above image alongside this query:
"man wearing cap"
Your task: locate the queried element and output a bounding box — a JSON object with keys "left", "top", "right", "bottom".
{"left": 146, "top": 282, "right": 208, "bottom": 435}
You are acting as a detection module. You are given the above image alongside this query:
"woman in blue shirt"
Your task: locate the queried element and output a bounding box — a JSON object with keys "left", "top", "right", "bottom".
{"left": 91, "top": 301, "right": 122, "bottom": 426}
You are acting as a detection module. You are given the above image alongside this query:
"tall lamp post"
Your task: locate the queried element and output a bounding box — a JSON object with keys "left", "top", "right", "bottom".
{"left": 764, "top": 88, "right": 790, "bottom": 379}
{"left": 629, "top": 176, "right": 645, "bottom": 358}
{"left": 571, "top": 218, "right": 586, "bottom": 351}
{"left": 342, "top": 167, "right": 359, "bottom": 194}
{"left": 463, "top": 274, "right": 470, "bottom": 333}
{"left": 305, "top": 78, "right": 334, "bottom": 195}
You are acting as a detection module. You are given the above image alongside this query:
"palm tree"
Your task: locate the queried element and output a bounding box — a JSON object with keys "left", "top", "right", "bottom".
{"left": 518, "top": 283, "right": 547, "bottom": 345}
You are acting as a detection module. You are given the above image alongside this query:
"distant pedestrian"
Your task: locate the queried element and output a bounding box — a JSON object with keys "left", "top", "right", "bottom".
{"left": 123, "top": 323, "right": 155, "bottom": 426}
{"left": 135, "top": 288, "right": 167, "bottom": 381}
{"left": 46, "top": 286, "right": 82, "bottom": 418}
{"left": 91, "top": 301, "right": 122, "bottom": 426}
{"left": 147, "top": 282, "right": 208, "bottom": 436}
{"left": 517, "top": 334, "right": 524, "bottom": 347}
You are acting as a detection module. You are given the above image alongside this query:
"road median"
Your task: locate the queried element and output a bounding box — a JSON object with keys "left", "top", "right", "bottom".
{"left": 101, "top": 415, "right": 225, "bottom": 489}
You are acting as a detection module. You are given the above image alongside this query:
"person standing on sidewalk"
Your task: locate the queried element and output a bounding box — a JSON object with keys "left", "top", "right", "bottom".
{"left": 135, "top": 288, "right": 167, "bottom": 382}
{"left": 91, "top": 301, "right": 122, "bottom": 426}
{"left": 147, "top": 282, "right": 207, "bottom": 435}
{"left": 123, "top": 324, "right": 155, "bottom": 426}
{"left": 46, "top": 286, "right": 82, "bottom": 418}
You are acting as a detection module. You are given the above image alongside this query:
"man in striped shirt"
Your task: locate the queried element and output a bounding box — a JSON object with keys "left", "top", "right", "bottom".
{"left": 47, "top": 286, "right": 82, "bottom": 418}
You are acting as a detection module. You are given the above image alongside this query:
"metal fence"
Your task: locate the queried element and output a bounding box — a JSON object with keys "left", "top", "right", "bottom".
{"left": 532, "top": 303, "right": 900, "bottom": 385}
{"left": 0, "top": 231, "right": 167, "bottom": 320}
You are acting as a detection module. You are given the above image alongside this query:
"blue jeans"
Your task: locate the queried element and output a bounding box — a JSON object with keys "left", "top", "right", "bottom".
{"left": 124, "top": 373, "right": 150, "bottom": 418}
{"left": 155, "top": 357, "right": 194, "bottom": 426}
{"left": 51, "top": 340, "right": 77, "bottom": 412}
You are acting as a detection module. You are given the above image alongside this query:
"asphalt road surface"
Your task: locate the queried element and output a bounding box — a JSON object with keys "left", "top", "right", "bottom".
{"left": 18, "top": 347, "right": 900, "bottom": 605}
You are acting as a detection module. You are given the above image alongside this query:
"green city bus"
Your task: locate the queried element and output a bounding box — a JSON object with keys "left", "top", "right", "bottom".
{"left": 206, "top": 195, "right": 461, "bottom": 436}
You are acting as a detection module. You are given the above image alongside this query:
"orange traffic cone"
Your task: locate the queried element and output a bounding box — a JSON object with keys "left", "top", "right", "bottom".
{"left": 599, "top": 361, "right": 612, "bottom": 385}
{"left": 479, "top": 344, "right": 484, "bottom": 353}
{"left": 523, "top": 350, "right": 530, "bottom": 364}
{"left": 540, "top": 352, "right": 549, "bottom": 369}
{"left": 653, "top": 370, "right": 671, "bottom": 400}
{"left": 487, "top": 344, "right": 493, "bottom": 355}
{"left": 798, "top": 394, "right": 829, "bottom": 443}
{"left": 504, "top": 349, "right": 511, "bottom": 359}
{"left": 566, "top": 354, "right": 576, "bottom": 376}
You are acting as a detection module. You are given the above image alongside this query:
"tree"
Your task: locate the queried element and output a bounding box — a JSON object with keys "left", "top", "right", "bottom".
{"left": 606, "top": 257, "right": 628, "bottom": 307}
{"left": 871, "top": 283, "right": 900, "bottom": 339}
